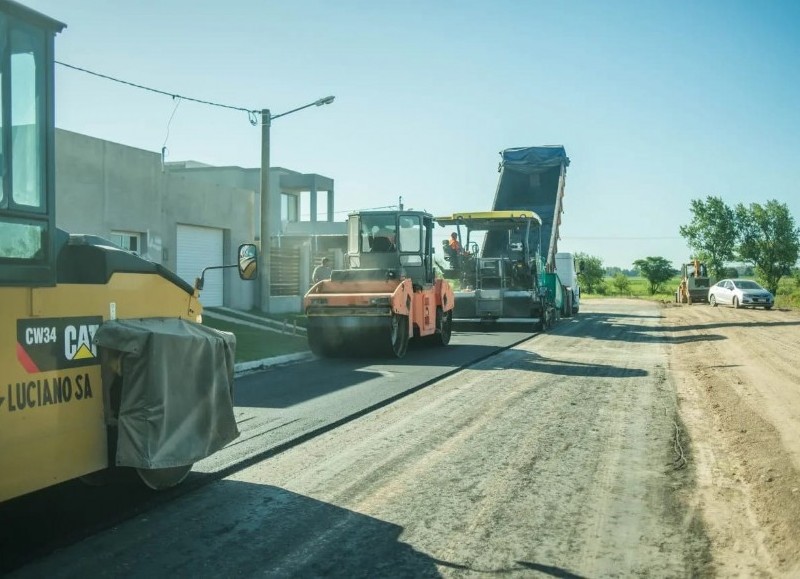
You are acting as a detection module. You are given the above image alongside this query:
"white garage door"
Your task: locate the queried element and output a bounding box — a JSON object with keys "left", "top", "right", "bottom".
{"left": 177, "top": 225, "right": 224, "bottom": 307}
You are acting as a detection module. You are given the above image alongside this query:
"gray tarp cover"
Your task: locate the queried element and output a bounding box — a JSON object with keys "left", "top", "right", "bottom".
{"left": 500, "top": 146, "right": 570, "bottom": 174}
{"left": 94, "top": 318, "right": 239, "bottom": 469}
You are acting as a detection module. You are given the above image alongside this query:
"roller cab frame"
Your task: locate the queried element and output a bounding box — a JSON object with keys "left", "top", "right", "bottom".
{"left": 303, "top": 210, "right": 454, "bottom": 358}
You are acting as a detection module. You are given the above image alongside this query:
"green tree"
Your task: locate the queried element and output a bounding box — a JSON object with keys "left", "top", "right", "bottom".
{"left": 735, "top": 200, "right": 800, "bottom": 295}
{"left": 679, "top": 196, "right": 737, "bottom": 279}
{"left": 633, "top": 256, "right": 675, "bottom": 295}
{"left": 574, "top": 252, "right": 604, "bottom": 293}
{"left": 612, "top": 272, "right": 631, "bottom": 295}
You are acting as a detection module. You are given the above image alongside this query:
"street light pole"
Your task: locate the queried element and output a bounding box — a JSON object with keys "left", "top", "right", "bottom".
{"left": 259, "top": 108, "right": 271, "bottom": 313}
{"left": 257, "top": 96, "right": 335, "bottom": 313}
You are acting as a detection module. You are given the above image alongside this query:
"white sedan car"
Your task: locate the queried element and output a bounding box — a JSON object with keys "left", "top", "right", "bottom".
{"left": 708, "top": 278, "right": 774, "bottom": 309}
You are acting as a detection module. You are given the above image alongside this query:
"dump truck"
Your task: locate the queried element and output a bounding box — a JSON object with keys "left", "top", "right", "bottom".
{"left": 492, "top": 146, "right": 571, "bottom": 321}
{"left": 0, "top": 0, "right": 257, "bottom": 502}
{"left": 675, "top": 259, "right": 711, "bottom": 304}
{"left": 303, "top": 210, "right": 455, "bottom": 358}
{"left": 491, "top": 147, "right": 569, "bottom": 269}
{"left": 435, "top": 146, "right": 571, "bottom": 329}
{"left": 435, "top": 210, "right": 559, "bottom": 330}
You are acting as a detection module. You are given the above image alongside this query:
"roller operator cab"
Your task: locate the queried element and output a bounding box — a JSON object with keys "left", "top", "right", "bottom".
{"left": 0, "top": 1, "right": 257, "bottom": 502}
{"left": 303, "top": 210, "right": 455, "bottom": 358}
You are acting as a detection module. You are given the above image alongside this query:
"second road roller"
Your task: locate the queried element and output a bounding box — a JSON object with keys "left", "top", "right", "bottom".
{"left": 303, "top": 210, "right": 455, "bottom": 358}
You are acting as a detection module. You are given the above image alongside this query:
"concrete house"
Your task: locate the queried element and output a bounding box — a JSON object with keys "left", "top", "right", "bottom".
{"left": 55, "top": 129, "right": 345, "bottom": 312}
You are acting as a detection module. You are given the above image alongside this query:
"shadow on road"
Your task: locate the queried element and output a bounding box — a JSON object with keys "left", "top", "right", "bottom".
{"left": 646, "top": 319, "right": 800, "bottom": 333}
{"left": 8, "top": 481, "right": 442, "bottom": 578}
{"left": 0, "top": 469, "right": 156, "bottom": 574}
{"left": 432, "top": 557, "right": 587, "bottom": 577}
{"left": 483, "top": 350, "right": 648, "bottom": 378}
{"left": 562, "top": 312, "right": 728, "bottom": 345}
{"left": 516, "top": 561, "right": 588, "bottom": 578}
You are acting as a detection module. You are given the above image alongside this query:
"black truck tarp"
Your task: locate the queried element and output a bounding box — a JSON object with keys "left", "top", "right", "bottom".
{"left": 94, "top": 318, "right": 239, "bottom": 469}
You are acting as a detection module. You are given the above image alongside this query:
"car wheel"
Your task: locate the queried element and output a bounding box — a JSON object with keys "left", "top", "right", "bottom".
{"left": 733, "top": 296, "right": 740, "bottom": 309}
{"left": 709, "top": 295, "right": 717, "bottom": 307}
{"left": 765, "top": 305, "right": 773, "bottom": 310}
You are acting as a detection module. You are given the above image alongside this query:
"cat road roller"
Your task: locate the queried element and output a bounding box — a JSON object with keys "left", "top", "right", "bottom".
{"left": 303, "top": 210, "right": 455, "bottom": 357}
{"left": 0, "top": 0, "right": 257, "bottom": 502}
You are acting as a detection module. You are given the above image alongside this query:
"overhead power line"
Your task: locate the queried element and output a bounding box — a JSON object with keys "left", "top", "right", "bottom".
{"left": 56, "top": 61, "right": 261, "bottom": 125}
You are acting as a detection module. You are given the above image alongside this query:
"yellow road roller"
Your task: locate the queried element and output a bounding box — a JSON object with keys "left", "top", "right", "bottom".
{"left": 0, "top": 0, "right": 257, "bottom": 501}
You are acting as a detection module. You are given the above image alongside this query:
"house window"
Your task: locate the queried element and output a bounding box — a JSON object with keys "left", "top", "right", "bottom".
{"left": 110, "top": 231, "right": 142, "bottom": 254}
{"left": 281, "top": 193, "right": 298, "bottom": 222}
{"left": 317, "top": 193, "right": 328, "bottom": 222}
{"left": 300, "top": 191, "right": 311, "bottom": 221}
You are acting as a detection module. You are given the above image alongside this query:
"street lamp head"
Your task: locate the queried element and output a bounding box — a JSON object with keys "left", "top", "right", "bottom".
{"left": 316, "top": 95, "right": 335, "bottom": 106}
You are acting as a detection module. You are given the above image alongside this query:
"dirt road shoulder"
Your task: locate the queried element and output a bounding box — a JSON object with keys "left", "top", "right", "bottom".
{"left": 664, "top": 302, "right": 800, "bottom": 577}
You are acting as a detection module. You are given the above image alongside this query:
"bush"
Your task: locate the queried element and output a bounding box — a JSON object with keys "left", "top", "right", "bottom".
{"left": 612, "top": 272, "right": 631, "bottom": 295}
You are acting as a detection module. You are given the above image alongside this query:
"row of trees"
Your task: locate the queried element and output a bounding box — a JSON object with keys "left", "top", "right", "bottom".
{"left": 573, "top": 197, "right": 800, "bottom": 296}
{"left": 679, "top": 197, "right": 800, "bottom": 294}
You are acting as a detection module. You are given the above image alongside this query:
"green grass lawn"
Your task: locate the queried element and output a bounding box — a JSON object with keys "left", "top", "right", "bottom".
{"left": 206, "top": 307, "right": 308, "bottom": 330}
{"left": 240, "top": 309, "right": 309, "bottom": 328}
{"left": 201, "top": 316, "right": 308, "bottom": 363}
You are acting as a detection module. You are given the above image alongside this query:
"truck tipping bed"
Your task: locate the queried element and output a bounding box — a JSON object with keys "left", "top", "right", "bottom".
{"left": 489, "top": 146, "right": 569, "bottom": 272}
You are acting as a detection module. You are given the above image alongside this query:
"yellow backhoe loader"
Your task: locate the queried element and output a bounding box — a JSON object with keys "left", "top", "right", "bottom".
{"left": 675, "top": 259, "right": 711, "bottom": 304}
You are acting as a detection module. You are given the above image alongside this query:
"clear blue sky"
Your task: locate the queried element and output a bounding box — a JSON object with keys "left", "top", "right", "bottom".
{"left": 24, "top": 0, "right": 800, "bottom": 269}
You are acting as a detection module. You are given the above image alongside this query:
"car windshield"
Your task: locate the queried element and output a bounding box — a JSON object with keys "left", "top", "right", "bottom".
{"left": 734, "top": 280, "right": 762, "bottom": 290}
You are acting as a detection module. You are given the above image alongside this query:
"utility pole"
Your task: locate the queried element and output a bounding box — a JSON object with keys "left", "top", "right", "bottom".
{"left": 256, "top": 96, "right": 334, "bottom": 313}
{"left": 259, "top": 109, "right": 271, "bottom": 313}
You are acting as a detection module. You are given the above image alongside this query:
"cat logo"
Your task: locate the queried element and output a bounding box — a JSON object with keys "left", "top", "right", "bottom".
{"left": 64, "top": 324, "right": 99, "bottom": 361}
{"left": 17, "top": 316, "right": 103, "bottom": 373}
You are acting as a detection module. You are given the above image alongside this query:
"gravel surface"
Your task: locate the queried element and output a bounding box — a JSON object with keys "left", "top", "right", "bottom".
{"left": 14, "top": 299, "right": 713, "bottom": 578}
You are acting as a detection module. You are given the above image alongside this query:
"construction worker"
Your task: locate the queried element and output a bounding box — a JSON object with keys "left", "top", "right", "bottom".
{"left": 449, "top": 232, "right": 462, "bottom": 253}
{"left": 312, "top": 257, "right": 332, "bottom": 284}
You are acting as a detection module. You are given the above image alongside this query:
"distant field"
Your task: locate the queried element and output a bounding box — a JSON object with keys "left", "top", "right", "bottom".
{"left": 583, "top": 276, "right": 681, "bottom": 302}
{"left": 584, "top": 275, "right": 800, "bottom": 310}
